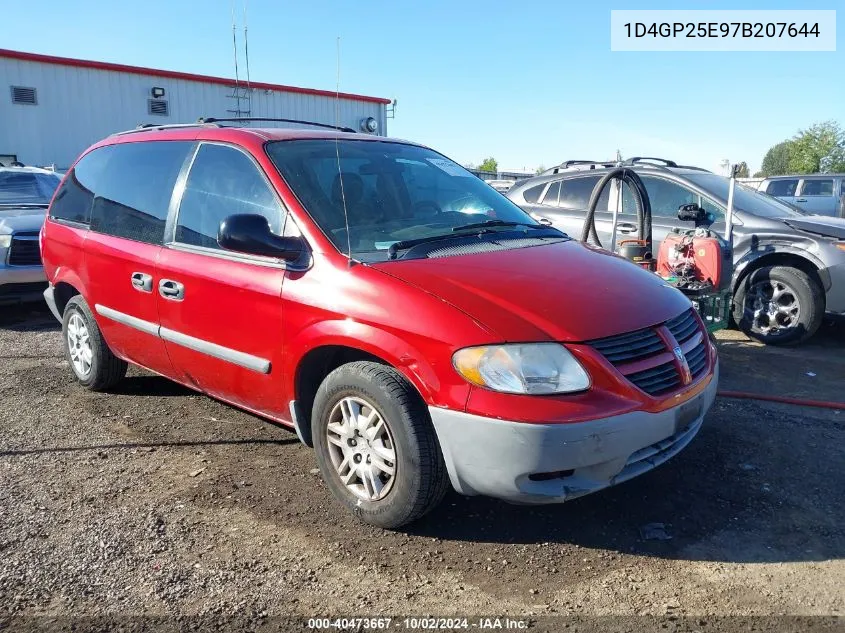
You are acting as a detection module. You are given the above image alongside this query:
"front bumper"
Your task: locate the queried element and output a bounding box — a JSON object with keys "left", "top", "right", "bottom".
{"left": 0, "top": 264, "right": 48, "bottom": 304}
{"left": 429, "top": 361, "right": 718, "bottom": 504}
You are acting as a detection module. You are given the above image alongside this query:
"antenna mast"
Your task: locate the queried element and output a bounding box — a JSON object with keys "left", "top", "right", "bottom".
{"left": 243, "top": 0, "right": 252, "bottom": 95}
{"left": 334, "top": 36, "right": 353, "bottom": 267}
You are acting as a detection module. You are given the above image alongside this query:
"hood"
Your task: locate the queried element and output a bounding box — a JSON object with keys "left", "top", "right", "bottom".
{"left": 784, "top": 215, "right": 845, "bottom": 240}
{"left": 0, "top": 206, "right": 47, "bottom": 234}
{"left": 370, "top": 240, "right": 692, "bottom": 342}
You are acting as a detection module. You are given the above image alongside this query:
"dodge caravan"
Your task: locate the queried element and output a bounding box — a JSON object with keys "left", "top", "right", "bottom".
{"left": 40, "top": 124, "right": 718, "bottom": 528}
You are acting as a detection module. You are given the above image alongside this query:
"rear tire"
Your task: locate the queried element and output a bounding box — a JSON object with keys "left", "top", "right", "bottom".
{"left": 62, "top": 296, "right": 127, "bottom": 390}
{"left": 311, "top": 361, "right": 449, "bottom": 529}
{"left": 733, "top": 265, "right": 824, "bottom": 345}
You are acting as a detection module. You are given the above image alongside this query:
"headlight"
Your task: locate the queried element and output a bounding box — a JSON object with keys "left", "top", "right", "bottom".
{"left": 835, "top": 242, "right": 845, "bottom": 253}
{"left": 0, "top": 235, "right": 11, "bottom": 249}
{"left": 452, "top": 343, "right": 590, "bottom": 395}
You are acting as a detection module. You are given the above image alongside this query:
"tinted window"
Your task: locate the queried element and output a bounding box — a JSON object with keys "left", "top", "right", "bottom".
{"left": 559, "top": 176, "right": 607, "bottom": 210}
{"left": 766, "top": 179, "right": 798, "bottom": 197}
{"left": 640, "top": 176, "right": 698, "bottom": 217}
{"left": 90, "top": 141, "right": 192, "bottom": 244}
{"left": 49, "top": 148, "right": 112, "bottom": 224}
{"left": 522, "top": 184, "right": 545, "bottom": 204}
{"left": 176, "top": 143, "right": 282, "bottom": 250}
{"left": 541, "top": 181, "right": 560, "bottom": 206}
{"left": 800, "top": 179, "right": 833, "bottom": 196}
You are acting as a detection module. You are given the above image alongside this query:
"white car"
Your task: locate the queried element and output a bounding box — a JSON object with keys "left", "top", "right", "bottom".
{"left": 0, "top": 165, "right": 62, "bottom": 304}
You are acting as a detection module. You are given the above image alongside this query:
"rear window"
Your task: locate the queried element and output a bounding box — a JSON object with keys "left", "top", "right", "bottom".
{"left": 0, "top": 171, "right": 60, "bottom": 205}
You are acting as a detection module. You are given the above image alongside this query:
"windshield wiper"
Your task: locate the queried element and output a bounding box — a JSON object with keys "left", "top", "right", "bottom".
{"left": 450, "top": 219, "right": 550, "bottom": 232}
{"left": 387, "top": 222, "right": 563, "bottom": 260}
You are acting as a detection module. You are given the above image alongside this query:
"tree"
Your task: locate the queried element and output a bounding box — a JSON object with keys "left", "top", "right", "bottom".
{"left": 735, "top": 161, "right": 750, "bottom": 178}
{"left": 478, "top": 157, "right": 498, "bottom": 173}
{"left": 759, "top": 141, "right": 794, "bottom": 177}
{"left": 535, "top": 165, "right": 546, "bottom": 174}
{"left": 788, "top": 121, "right": 845, "bottom": 174}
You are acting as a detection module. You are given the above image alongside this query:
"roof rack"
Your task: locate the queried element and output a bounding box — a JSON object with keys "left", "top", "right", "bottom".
{"left": 543, "top": 160, "right": 617, "bottom": 175}
{"left": 199, "top": 117, "right": 357, "bottom": 133}
{"left": 111, "top": 122, "right": 221, "bottom": 137}
{"left": 621, "top": 157, "right": 711, "bottom": 172}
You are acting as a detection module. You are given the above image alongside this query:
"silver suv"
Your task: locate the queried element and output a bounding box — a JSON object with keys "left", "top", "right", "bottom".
{"left": 758, "top": 174, "right": 845, "bottom": 217}
{"left": 0, "top": 165, "right": 61, "bottom": 304}
{"left": 507, "top": 158, "right": 845, "bottom": 345}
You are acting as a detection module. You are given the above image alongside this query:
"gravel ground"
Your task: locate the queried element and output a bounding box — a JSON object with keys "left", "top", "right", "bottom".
{"left": 0, "top": 304, "right": 843, "bottom": 631}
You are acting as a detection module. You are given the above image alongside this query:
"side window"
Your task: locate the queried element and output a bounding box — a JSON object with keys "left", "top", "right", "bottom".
{"left": 521, "top": 183, "right": 545, "bottom": 204}
{"left": 766, "top": 179, "right": 798, "bottom": 197}
{"left": 799, "top": 179, "right": 833, "bottom": 196}
{"left": 640, "top": 176, "right": 697, "bottom": 217}
{"left": 90, "top": 141, "right": 192, "bottom": 244}
{"left": 175, "top": 144, "right": 282, "bottom": 250}
{"left": 560, "top": 176, "right": 606, "bottom": 210}
{"left": 49, "top": 148, "right": 112, "bottom": 224}
{"left": 541, "top": 181, "right": 560, "bottom": 206}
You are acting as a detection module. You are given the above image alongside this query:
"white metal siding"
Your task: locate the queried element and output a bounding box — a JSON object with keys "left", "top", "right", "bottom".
{"left": 0, "top": 57, "right": 387, "bottom": 169}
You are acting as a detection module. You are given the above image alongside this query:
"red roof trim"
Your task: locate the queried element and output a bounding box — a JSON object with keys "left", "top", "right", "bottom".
{"left": 0, "top": 48, "right": 392, "bottom": 105}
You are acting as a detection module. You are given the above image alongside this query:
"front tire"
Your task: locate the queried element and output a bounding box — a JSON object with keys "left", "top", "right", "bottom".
{"left": 733, "top": 265, "right": 824, "bottom": 345}
{"left": 62, "top": 296, "right": 128, "bottom": 390}
{"left": 311, "top": 361, "right": 449, "bottom": 529}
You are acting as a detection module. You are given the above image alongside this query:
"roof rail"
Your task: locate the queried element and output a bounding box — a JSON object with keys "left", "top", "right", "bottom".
{"left": 111, "top": 122, "right": 221, "bottom": 137}
{"left": 199, "top": 117, "right": 357, "bottom": 133}
{"left": 543, "top": 160, "right": 617, "bottom": 175}
{"left": 623, "top": 157, "right": 678, "bottom": 167}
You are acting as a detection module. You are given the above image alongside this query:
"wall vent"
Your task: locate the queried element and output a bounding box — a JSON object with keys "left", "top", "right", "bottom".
{"left": 148, "top": 99, "right": 169, "bottom": 116}
{"left": 11, "top": 86, "right": 37, "bottom": 105}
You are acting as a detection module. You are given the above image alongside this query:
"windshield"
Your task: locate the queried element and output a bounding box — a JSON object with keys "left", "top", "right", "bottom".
{"left": 0, "top": 171, "right": 61, "bottom": 206}
{"left": 266, "top": 140, "right": 541, "bottom": 260}
{"left": 685, "top": 173, "right": 804, "bottom": 219}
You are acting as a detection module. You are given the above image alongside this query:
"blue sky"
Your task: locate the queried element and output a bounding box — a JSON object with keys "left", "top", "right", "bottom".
{"left": 2, "top": 1, "right": 841, "bottom": 173}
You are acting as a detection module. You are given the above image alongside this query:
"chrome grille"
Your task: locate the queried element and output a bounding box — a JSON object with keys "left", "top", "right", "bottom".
{"left": 7, "top": 232, "right": 41, "bottom": 266}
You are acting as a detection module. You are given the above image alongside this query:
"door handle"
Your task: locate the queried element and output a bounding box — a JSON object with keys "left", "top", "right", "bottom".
{"left": 794, "top": 198, "right": 807, "bottom": 203}
{"left": 616, "top": 222, "right": 637, "bottom": 234}
{"left": 158, "top": 279, "right": 185, "bottom": 301}
{"left": 130, "top": 272, "right": 153, "bottom": 293}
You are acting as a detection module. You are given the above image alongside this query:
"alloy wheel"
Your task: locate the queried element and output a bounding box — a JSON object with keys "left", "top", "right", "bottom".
{"left": 67, "top": 313, "right": 93, "bottom": 378}
{"left": 745, "top": 279, "right": 801, "bottom": 337}
{"left": 325, "top": 396, "right": 397, "bottom": 501}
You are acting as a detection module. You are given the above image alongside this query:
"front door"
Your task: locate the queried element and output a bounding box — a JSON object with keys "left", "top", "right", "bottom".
{"left": 155, "top": 142, "right": 289, "bottom": 418}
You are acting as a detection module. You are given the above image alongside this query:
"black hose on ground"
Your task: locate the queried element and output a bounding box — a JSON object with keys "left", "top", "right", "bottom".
{"left": 580, "top": 167, "right": 653, "bottom": 255}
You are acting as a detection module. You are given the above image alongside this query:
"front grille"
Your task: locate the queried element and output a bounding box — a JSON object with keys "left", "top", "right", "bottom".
{"left": 666, "top": 308, "right": 698, "bottom": 344}
{"left": 626, "top": 360, "right": 682, "bottom": 395}
{"left": 587, "top": 328, "right": 665, "bottom": 364}
{"left": 588, "top": 308, "right": 708, "bottom": 396}
{"left": 7, "top": 232, "right": 41, "bottom": 266}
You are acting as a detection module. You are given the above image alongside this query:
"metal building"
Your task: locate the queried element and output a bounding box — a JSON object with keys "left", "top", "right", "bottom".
{"left": 0, "top": 49, "right": 392, "bottom": 170}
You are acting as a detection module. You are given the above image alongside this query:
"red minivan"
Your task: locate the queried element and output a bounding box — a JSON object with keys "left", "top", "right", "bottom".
{"left": 41, "top": 124, "right": 718, "bottom": 528}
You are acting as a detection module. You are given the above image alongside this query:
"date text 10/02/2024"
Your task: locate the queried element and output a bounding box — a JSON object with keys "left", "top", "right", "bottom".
{"left": 307, "top": 618, "right": 529, "bottom": 630}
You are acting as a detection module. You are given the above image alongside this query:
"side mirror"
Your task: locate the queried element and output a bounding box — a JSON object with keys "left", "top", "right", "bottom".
{"left": 677, "top": 203, "right": 707, "bottom": 224}
{"left": 218, "top": 214, "right": 303, "bottom": 261}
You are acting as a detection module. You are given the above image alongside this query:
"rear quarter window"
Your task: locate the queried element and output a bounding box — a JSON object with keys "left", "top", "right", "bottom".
{"left": 521, "top": 183, "right": 545, "bottom": 204}
{"left": 49, "top": 149, "right": 113, "bottom": 225}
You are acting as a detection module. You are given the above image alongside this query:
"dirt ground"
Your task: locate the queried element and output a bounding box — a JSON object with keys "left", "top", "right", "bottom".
{"left": 0, "top": 303, "right": 842, "bottom": 631}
